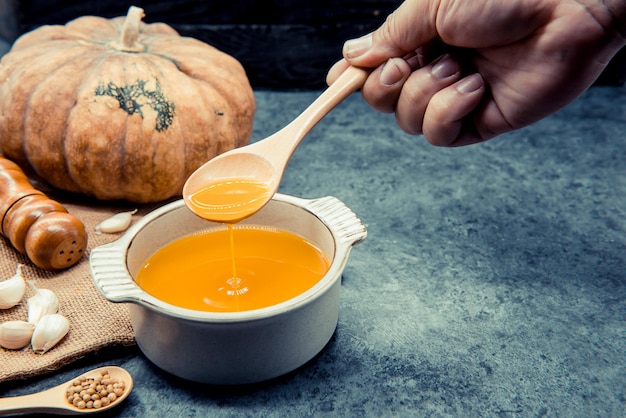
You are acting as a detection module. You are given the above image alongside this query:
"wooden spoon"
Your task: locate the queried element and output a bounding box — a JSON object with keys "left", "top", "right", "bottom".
{"left": 0, "top": 366, "right": 132, "bottom": 416}
{"left": 183, "top": 66, "right": 369, "bottom": 223}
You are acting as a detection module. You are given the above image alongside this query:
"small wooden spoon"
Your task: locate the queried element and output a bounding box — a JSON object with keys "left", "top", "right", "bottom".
{"left": 0, "top": 366, "right": 132, "bottom": 416}
{"left": 183, "top": 66, "right": 369, "bottom": 223}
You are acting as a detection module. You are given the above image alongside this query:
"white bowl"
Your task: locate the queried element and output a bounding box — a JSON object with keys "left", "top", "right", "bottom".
{"left": 89, "top": 194, "right": 366, "bottom": 384}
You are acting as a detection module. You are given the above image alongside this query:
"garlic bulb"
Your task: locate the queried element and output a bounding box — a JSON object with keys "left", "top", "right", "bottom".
{"left": 31, "top": 313, "right": 70, "bottom": 354}
{"left": 0, "top": 320, "right": 35, "bottom": 349}
{"left": 95, "top": 209, "right": 137, "bottom": 234}
{"left": 0, "top": 264, "right": 26, "bottom": 309}
{"left": 27, "top": 283, "right": 60, "bottom": 325}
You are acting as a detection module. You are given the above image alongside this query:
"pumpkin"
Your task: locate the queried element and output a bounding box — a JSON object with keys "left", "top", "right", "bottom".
{"left": 0, "top": 6, "right": 255, "bottom": 203}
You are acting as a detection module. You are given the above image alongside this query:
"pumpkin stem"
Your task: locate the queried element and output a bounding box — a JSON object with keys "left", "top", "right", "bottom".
{"left": 109, "top": 6, "right": 146, "bottom": 53}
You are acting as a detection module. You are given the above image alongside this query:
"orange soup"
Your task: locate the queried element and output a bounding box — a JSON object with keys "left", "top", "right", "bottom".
{"left": 135, "top": 225, "right": 330, "bottom": 312}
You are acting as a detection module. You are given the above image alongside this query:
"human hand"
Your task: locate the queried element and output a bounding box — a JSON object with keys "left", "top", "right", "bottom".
{"left": 327, "top": 0, "right": 626, "bottom": 146}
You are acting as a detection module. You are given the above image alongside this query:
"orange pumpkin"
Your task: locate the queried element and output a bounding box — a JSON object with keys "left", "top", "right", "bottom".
{"left": 0, "top": 6, "right": 255, "bottom": 203}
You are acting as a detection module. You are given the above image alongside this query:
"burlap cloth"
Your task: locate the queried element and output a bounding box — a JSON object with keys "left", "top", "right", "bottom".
{"left": 0, "top": 186, "right": 166, "bottom": 383}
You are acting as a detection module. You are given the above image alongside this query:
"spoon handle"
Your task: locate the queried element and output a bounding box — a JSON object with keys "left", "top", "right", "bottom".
{"left": 260, "top": 66, "right": 369, "bottom": 159}
{"left": 0, "top": 386, "right": 69, "bottom": 416}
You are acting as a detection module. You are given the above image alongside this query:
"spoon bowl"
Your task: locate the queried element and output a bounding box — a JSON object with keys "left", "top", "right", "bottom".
{"left": 182, "top": 66, "right": 369, "bottom": 222}
{"left": 183, "top": 152, "right": 277, "bottom": 222}
{"left": 0, "top": 366, "right": 133, "bottom": 416}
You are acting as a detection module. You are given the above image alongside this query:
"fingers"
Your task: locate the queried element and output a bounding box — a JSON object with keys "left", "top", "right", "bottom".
{"left": 356, "top": 52, "right": 485, "bottom": 145}
{"left": 326, "top": 59, "right": 350, "bottom": 86}
{"left": 361, "top": 57, "right": 414, "bottom": 113}
{"left": 421, "top": 74, "right": 486, "bottom": 146}
{"left": 393, "top": 54, "right": 462, "bottom": 134}
{"left": 329, "top": 53, "right": 487, "bottom": 146}
{"left": 327, "top": 55, "right": 416, "bottom": 114}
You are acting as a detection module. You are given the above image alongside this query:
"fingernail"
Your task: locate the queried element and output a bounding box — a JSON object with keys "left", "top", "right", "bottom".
{"left": 343, "top": 34, "right": 372, "bottom": 59}
{"left": 457, "top": 74, "right": 484, "bottom": 93}
{"left": 380, "top": 58, "right": 405, "bottom": 86}
{"left": 431, "top": 54, "right": 458, "bottom": 79}
{"left": 404, "top": 52, "right": 422, "bottom": 70}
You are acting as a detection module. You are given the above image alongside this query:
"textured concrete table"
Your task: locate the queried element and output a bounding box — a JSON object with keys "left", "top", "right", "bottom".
{"left": 1, "top": 86, "right": 624, "bottom": 417}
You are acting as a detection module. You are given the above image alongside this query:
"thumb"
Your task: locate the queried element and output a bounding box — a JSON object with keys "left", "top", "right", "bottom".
{"left": 343, "top": 0, "right": 437, "bottom": 67}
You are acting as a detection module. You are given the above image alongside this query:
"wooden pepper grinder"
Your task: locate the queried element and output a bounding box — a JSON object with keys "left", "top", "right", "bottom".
{"left": 0, "top": 156, "right": 87, "bottom": 270}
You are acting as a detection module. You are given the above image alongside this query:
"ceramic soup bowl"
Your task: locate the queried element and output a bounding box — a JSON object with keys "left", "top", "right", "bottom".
{"left": 89, "top": 194, "right": 366, "bottom": 384}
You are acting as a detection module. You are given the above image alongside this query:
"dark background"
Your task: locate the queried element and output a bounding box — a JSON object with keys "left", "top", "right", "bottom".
{"left": 3, "top": 0, "right": 626, "bottom": 89}
{"left": 10, "top": 0, "right": 401, "bottom": 90}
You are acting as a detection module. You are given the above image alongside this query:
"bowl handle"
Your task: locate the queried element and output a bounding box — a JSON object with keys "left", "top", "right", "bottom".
{"left": 304, "top": 196, "right": 367, "bottom": 245}
{"left": 89, "top": 239, "right": 144, "bottom": 303}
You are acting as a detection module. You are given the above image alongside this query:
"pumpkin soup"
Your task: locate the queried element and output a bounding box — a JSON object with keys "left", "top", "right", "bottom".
{"left": 135, "top": 225, "right": 330, "bottom": 312}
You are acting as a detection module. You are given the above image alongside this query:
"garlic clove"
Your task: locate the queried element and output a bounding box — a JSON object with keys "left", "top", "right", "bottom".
{"left": 0, "top": 320, "right": 35, "bottom": 350}
{"left": 27, "top": 283, "right": 60, "bottom": 325}
{"left": 31, "top": 313, "right": 70, "bottom": 354}
{"left": 0, "top": 264, "right": 26, "bottom": 309}
{"left": 95, "top": 209, "right": 137, "bottom": 234}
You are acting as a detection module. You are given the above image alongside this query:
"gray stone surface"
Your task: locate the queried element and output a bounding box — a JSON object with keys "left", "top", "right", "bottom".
{"left": 1, "top": 87, "right": 624, "bottom": 417}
